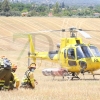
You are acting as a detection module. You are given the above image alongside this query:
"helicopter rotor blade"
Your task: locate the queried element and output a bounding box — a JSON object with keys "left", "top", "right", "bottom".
{"left": 14, "top": 29, "right": 67, "bottom": 38}
{"left": 15, "top": 27, "right": 100, "bottom": 39}
{"left": 78, "top": 30, "right": 92, "bottom": 39}
{"left": 29, "top": 29, "right": 66, "bottom": 34}
{"left": 79, "top": 29, "right": 100, "bottom": 32}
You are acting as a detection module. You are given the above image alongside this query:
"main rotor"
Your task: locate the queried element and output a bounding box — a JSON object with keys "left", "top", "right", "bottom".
{"left": 14, "top": 27, "right": 93, "bottom": 39}
{"left": 69, "top": 27, "right": 77, "bottom": 38}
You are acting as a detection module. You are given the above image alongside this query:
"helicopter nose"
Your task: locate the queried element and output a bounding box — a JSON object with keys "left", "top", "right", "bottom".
{"left": 84, "top": 57, "right": 100, "bottom": 71}
{"left": 92, "top": 58, "right": 100, "bottom": 70}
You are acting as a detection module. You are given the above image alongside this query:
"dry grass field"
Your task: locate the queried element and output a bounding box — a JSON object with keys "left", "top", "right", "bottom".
{"left": 0, "top": 17, "right": 100, "bottom": 100}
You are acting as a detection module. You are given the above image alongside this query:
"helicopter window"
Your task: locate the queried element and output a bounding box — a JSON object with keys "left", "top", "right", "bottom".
{"left": 64, "top": 49, "right": 67, "bottom": 58}
{"left": 81, "top": 46, "right": 93, "bottom": 57}
{"left": 89, "top": 46, "right": 100, "bottom": 57}
{"left": 49, "top": 50, "right": 58, "bottom": 59}
{"left": 67, "top": 49, "right": 75, "bottom": 59}
{"left": 76, "top": 47, "right": 85, "bottom": 59}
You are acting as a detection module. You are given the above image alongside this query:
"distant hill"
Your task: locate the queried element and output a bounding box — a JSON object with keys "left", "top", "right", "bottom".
{"left": 11, "top": 0, "right": 100, "bottom": 5}
{"left": 64, "top": 0, "right": 100, "bottom": 5}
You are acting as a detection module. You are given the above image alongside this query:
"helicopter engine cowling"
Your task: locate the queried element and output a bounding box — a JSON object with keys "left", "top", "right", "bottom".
{"left": 79, "top": 61, "right": 87, "bottom": 73}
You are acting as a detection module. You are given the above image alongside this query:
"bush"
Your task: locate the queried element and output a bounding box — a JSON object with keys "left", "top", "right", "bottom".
{"left": 0, "top": 11, "right": 10, "bottom": 16}
{"left": 0, "top": 11, "right": 21, "bottom": 16}
{"left": 10, "top": 11, "right": 21, "bottom": 16}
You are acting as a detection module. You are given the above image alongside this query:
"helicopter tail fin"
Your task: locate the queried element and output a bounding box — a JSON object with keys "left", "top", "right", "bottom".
{"left": 28, "top": 34, "right": 35, "bottom": 53}
{"left": 28, "top": 34, "right": 36, "bottom": 63}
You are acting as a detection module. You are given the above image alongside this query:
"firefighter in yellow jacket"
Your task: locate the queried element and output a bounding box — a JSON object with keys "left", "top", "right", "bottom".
{"left": 0, "top": 64, "right": 20, "bottom": 90}
{"left": 9, "top": 64, "right": 20, "bottom": 90}
{"left": 20, "top": 63, "right": 38, "bottom": 89}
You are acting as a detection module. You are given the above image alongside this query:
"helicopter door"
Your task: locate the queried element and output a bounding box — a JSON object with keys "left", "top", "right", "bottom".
{"left": 67, "top": 48, "right": 77, "bottom": 66}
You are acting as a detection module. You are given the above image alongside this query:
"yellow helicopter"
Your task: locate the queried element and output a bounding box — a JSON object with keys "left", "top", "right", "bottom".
{"left": 27, "top": 27, "right": 100, "bottom": 80}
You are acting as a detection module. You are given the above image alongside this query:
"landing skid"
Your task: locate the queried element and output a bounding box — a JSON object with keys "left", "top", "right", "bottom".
{"left": 67, "top": 76, "right": 80, "bottom": 80}
{"left": 67, "top": 72, "right": 80, "bottom": 80}
{"left": 52, "top": 72, "right": 100, "bottom": 81}
{"left": 62, "top": 72, "right": 80, "bottom": 80}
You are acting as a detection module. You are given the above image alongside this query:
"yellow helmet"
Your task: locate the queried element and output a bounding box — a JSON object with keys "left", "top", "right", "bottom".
{"left": 28, "top": 63, "right": 36, "bottom": 69}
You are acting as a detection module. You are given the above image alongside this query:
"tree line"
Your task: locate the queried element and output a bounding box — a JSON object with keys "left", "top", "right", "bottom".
{"left": 0, "top": 0, "right": 100, "bottom": 17}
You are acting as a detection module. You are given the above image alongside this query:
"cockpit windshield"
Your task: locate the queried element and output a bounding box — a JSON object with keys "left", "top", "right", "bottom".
{"left": 76, "top": 46, "right": 85, "bottom": 59}
{"left": 76, "top": 46, "right": 93, "bottom": 59}
{"left": 81, "top": 46, "right": 93, "bottom": 57}
{"left": 89, "top": 46, "right": 100, "bottom": 57}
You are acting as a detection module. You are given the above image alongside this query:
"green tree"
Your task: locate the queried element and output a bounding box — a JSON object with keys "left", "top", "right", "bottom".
{"left": 28, "top": 10, "right": 37, "bottom": 16}
{"left": 61, "top": 9, "right": 70, "bottom": 16}
{"left": 94, "top": 5, "right": 100, "bottom": 13}
{"left": 36, "top": 5, "right": 47, "bottom": 13}
{"left": 1, "top": 0, "right": 10, "bottom": 12}
{"left": 36, "top": 5, "right": 48, "bottom": 16}
{"left": 61, "top": 2, "right": 65, "bottom": 8}
{"left": 53, "top": 2, "right": 61, "bottom": 16}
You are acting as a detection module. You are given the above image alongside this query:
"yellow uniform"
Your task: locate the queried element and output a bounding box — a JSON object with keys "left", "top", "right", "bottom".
{"left": 28, "top": 72, "right": 35, "bottom": 88}
{"left": 21, "top": 70, "right": 35, "bottom": 89}
{"left": 9, "top": 72, "right": 20, "bottom": 89}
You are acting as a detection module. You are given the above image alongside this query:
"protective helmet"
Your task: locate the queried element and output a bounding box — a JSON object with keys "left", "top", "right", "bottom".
{"left": 12, "top": 64, "right": 17, "bottom": 69}
{"left": 28, "top": 63, "right": 36, "bottom": 69}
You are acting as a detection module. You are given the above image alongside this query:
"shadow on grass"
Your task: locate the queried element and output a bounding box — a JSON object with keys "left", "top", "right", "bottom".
{"left": 45, "top": 78, "right": 100, "bottom": 81}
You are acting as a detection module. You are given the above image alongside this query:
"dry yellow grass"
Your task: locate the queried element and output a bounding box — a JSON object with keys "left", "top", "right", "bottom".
{"left": 0, "top": 17, "right": 100, "bottom": 100}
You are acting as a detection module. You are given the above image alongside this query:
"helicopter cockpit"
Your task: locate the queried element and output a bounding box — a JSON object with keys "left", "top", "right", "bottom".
{"left": 89, "top": 45, "right": 100, "bottom": 57}
{"left": 76, "top": 45, "right": 100, "bottom": 59}
{"left": 76, "top": 46, "right": 92, "bottom": 59}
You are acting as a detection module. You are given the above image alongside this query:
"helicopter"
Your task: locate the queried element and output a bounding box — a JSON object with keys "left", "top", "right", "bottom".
{"left": 27, "top": 27, "right": 100, "bottom": 80}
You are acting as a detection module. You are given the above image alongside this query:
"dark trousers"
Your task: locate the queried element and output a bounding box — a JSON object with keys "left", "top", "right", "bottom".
{"left": 0, "top": 68, "right": 11, "bottom": 87}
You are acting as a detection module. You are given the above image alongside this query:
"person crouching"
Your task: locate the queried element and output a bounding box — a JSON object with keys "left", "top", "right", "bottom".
{"left": 20, "top": 63, "right": 38, "bottom": 89}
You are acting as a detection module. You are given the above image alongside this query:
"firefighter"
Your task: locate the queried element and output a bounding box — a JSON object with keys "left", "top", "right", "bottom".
{"left": 20, "top": 63, "right": 38, "bottom": 89}
{"left": 9, "top": 64, "right": 20, "bottom": 90}
{"left": 0, "top": 57, "right": 12, "bottom": 90}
